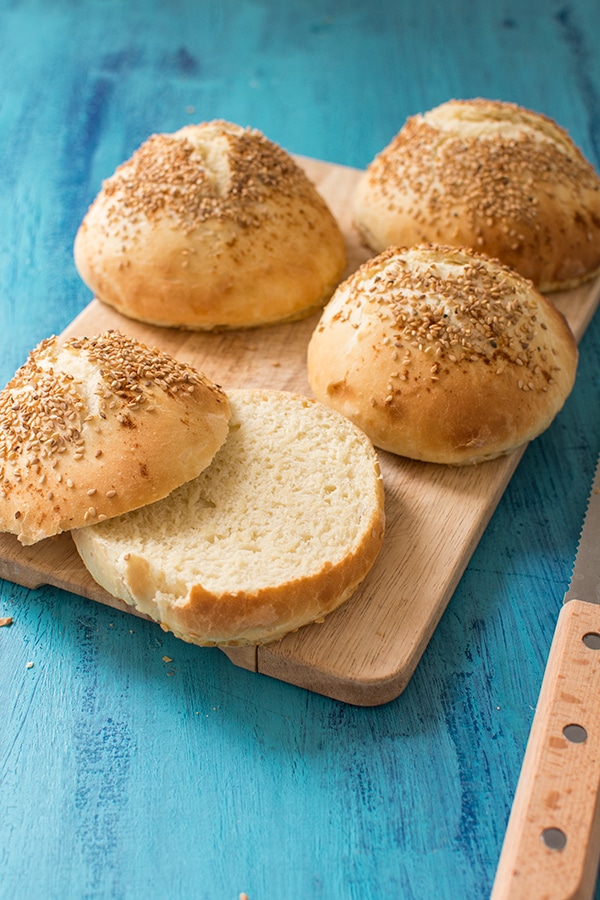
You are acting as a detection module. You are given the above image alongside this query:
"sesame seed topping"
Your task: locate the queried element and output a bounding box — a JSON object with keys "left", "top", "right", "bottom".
{"left": 99, "top": 121, "right": 319, "bottom": 235}
{"left": 330, "top": 244, "right": 563, "bottom": 394}
{"left": 365, "top": 98, "right": 600, "bottom": 254}
{"left": 0, "top": 329, "right": 227, "bottom": 532}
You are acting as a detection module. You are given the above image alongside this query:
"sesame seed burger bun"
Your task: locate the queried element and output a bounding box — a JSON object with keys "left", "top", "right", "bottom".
{"left": 353, "top": 99, "right": 600, "bottom": 293}
{"left": 74, "top": 120, "right": 347, "bottom": 330}
{"left": 0, "top": 331, "right": 231, "bottom": 544}
{"left": 307, "top": 244, "right": 578, "bottom": 466}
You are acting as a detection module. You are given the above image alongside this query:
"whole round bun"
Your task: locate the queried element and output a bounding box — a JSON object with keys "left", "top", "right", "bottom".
{"left": 307, "top": 244, "right": 578, "bottom": 466}
{"left": 0, "top": 330, "right": 230, "bottom": 544}
{"left": 353, "top": 98, "right": 600, "bottom": 292}
{"left": 72, "top": 389, "right": 385, "bottom": 647}
{"left": 74, "top": 120, "right": 347, "bottom": 330}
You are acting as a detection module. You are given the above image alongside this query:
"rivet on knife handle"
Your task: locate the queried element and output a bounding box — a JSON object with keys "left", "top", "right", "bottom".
{"left": 491, "top": 599, "right": 600, "bottom": 900}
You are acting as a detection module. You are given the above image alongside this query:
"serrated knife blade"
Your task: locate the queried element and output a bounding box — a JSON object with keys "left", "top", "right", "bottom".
{"left": 564, "top": 459, "right": 600, "bottom": 607}
{"left": 492, "top": 454, "right": 600, "bottom": 900}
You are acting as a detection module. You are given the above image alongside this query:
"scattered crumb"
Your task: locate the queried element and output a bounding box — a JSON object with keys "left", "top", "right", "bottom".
{"left": 240, "top": 893, "right": 250, "bottom": 900}
{"left": 162, "top": 656, "right": 173, "bottom": 663}
{"left": 25, "top": 661, "right": 34, "bottom": 669}
{"left": 0, "top": 616, "right": 13, "bottom": 627}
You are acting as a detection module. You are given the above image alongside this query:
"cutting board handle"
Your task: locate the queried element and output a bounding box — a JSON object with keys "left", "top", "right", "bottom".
{"left": 491, "top": 599, "right": 600, "bottom": 900}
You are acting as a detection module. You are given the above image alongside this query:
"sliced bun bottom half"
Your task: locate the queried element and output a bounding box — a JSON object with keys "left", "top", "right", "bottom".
{"left": 72, "top": 389, "right": 385, "bottom": 647}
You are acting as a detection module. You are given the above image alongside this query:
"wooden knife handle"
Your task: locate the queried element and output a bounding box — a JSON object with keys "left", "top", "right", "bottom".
{"left": 491, "top": 600, "right": 600, "bottom": 900}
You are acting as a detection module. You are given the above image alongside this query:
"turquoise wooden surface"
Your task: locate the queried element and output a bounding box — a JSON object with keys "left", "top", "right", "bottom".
{"left": 1, "top": 1, "right": 600, "bottom": 897}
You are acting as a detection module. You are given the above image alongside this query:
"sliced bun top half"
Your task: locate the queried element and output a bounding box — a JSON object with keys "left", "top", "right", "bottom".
{"left": 0, "top": 330, "right": 230, "bottom": 544}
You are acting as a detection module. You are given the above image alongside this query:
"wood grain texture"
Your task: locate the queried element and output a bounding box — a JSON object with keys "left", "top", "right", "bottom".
{"left": 492, "top": 600, "right": 600, "bottom": 900}
{"left": 2, "top": 1, "right": 600, "bottom": 898}
{"left": 1, "top": 158, "right": 597, "bottom": 706}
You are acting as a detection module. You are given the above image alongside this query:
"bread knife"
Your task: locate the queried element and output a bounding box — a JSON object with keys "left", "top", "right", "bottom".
{"left": 491, "top": 453, "right": 600, "bottom": 900}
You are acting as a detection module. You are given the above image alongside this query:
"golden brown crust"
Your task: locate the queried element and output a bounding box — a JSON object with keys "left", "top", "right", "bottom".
{"left": 307, "top": 244, "right": 579, "bottom": 465}
{"left": 353, "top": 98, "right": 600, "bottom": 292}
{"left": 74, "top": 121, "right": 347, "bottom": 329}
{"left": 0, "top": 331, "right": 230, "bottom": 543}
{"left": 79, "top": 515, "right": 383, "bottom": 647}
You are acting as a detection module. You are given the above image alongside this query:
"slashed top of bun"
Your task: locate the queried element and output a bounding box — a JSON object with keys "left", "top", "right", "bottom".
{"left": 97, "top": 121, "right": 319, "bottom": 231}
{"left": 0, "top": 330, "right": 230, "bottom": 544}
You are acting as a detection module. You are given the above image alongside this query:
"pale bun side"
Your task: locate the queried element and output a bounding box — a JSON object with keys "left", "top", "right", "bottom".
{"left": 307, "top": 244, "right": 578, "bottom": 466}
{"left": 353, "top": 98, "right": 600, "bottom": 292}
{"left": 72, "top": 389, "right": 385, "bottom": 647}
{"left": 74, "top": 120, "right": 347, "bottom": 330}
{"left": 0, "top": 331, "right": 230, "bottom": 544}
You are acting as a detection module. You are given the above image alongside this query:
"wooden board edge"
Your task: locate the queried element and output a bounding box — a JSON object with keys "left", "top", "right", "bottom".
{"left": 227, "top": 448, "right": 528, "bottom": 705}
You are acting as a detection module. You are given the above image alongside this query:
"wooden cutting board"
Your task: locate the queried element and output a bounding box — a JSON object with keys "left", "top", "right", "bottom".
{"left": 1, "top": 156, "right": 599, "bottom": 706}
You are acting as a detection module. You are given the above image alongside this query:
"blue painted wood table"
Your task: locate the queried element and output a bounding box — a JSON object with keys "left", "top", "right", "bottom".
{"left": 1, "top": 1, "right": 600, "bottom": 898}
